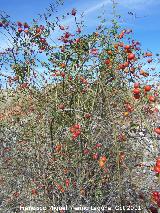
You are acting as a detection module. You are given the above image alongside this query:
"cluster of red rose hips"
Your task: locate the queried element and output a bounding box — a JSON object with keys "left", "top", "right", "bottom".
{"left": 132, "top": 82, "right": 155, "bottom": 101}
{"left": 39, "top": 37, "right": 48, "bottom": 51}
{"left": 153, "top": 157, "right": 160, "bottom": 174}
{"left": 69, "top": 124, "right": 81, "bottom": 140}
{"left": 152, "top": 191, "right": 160, "bottom": 207}
{"left": 17, "top": 21, "right": 29, "bottom": 33}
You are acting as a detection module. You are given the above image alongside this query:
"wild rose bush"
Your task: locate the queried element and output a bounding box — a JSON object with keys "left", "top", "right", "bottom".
{"left": 0, "top": 1, "right": 160, "bottom": 212}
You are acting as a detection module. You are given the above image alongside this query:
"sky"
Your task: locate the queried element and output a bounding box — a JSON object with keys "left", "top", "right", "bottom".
{"left": 0, "top": 0, "right": 160, "bottom": 53}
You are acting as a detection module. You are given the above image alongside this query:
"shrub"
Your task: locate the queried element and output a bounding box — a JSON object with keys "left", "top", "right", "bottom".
{"left": 0, "top": 1, "right": 160, "bottom": 212}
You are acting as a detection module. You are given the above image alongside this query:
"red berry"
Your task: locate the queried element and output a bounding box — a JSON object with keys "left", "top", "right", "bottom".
{"left": 154, "top": 92, "right": 159, "bottom": 97}
{"left": 100, "top": 156, "right": 107, "bottom": 162}
{"left": 92, "top": 153, "right": 99, "bottom": 160}
{"left": 124, "top": 45, "right": 130, "bottom": 50}
{"left": 71, "top": 8, "right": 76, "bottom": 16}
{"left": 95, "top": 143, "right": 102, "bottom": 148}
{"left": 40, "top": 46, "right": 46, "bottom": 51}
{"left": 119, "top": 64, "right": 125, "bottom": 70}
{"left": 119, "top": 33, "right": 124, "bottom": 39}
{"left": 17, "top": 21, "right": 22, "bottom": 27}
{"left": 65, "top": 179, "right": 70, "bottom": 188}
{"left": 82, "top": 78, "right": 88, "bottom": 84}
{"left": 75, "top": 38, "right": 80, "bottom": 43}
{"left": 73, "top": 130, "right": 81, "bottom": 137}
{"left": 20, "top": 82, "right": 28, "bottom": 89}
{"left": 18, "top": 27, "right": 23, "bottom": 33}
{"left": 118, "top": 133, "right": 126, "bottom": 142}
{"left": 134, "top": 94, "right": 140, "bottom": 99}
{"left": 154, "top": 128, "right": 160, "bottom": 135}
{"left": 84, "top": 113, "right": 91, "bottom": 119}
{"left": 69, "top": 76, "right": 72, "bottom": 80}
{"left": 128, "top": 53, "right": 135, "bottom": 60}
{"left": 156, "top": 161, "right": 160, "bottom": 167}
{"left": 105, "top": 59, "right": 110, "bottom": 65}
{"left": 147, "top": 58, "right": 152, "bottom": 63}
{"left": 74, "top": 124, "right": 81, "bottom": 129}
{"left": 61, "top": 72, "right": 65, "bottom": 78}
{"left": 82, "top": 88, "right": 87, "bottom": 93}
{"left": 149, "top": 96, "right": 155, "bottom": 102}
{"left": 154, "top": 165, "right": 160, "bottom": 173}
{"left": 24, "top": 22, "right": 29, "bottom": 28}
{"left": 24, "top": 29, "right": 29, "bottom": 34}
{"left": 118, "top": 42, "right": 123, "bottom": 47}
{"left": 36, "top": 27, "right": 41, "bottom": 33}
{"left": 152, "top": 191, "right": 159, "bottom": 197}
{"left": 83, "top": 149, "right": 89, "bottom": 155}
{"left": 40, "top": 38, "right": 46, "bottom": 43}
{"left": 70, "top": 126, "right": 76, "bottom": 133}
{"left": 13, "top": 192, "right": 20, "bottom": 197}
{"left": 126, "top": 104, "right": 134, "bottom": 112}
{"left": 124, "top": 61, "right": 129, "bottom": 67}
{"left": 154, "top": 108, "right": 159, "bottom": 113}
{"left": 134, "top": 82, "right": 140, "bottom": 88}
{"left": 72, "top": 132, "right": 79, "bottom": 139}
{"left": 31, "top": 189, "right": 38, "bottom": 195}
{"left": 144, "top": 85, "right": 151, "bottom": 92}
{"left": 59, "top": 25, "right": 65, "bottom": 30}
{"left": 58, "top": 104, "right": 65, "bottom": 110}
{"left": 133, "top": 88, "right": 140, "bottom": 94}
